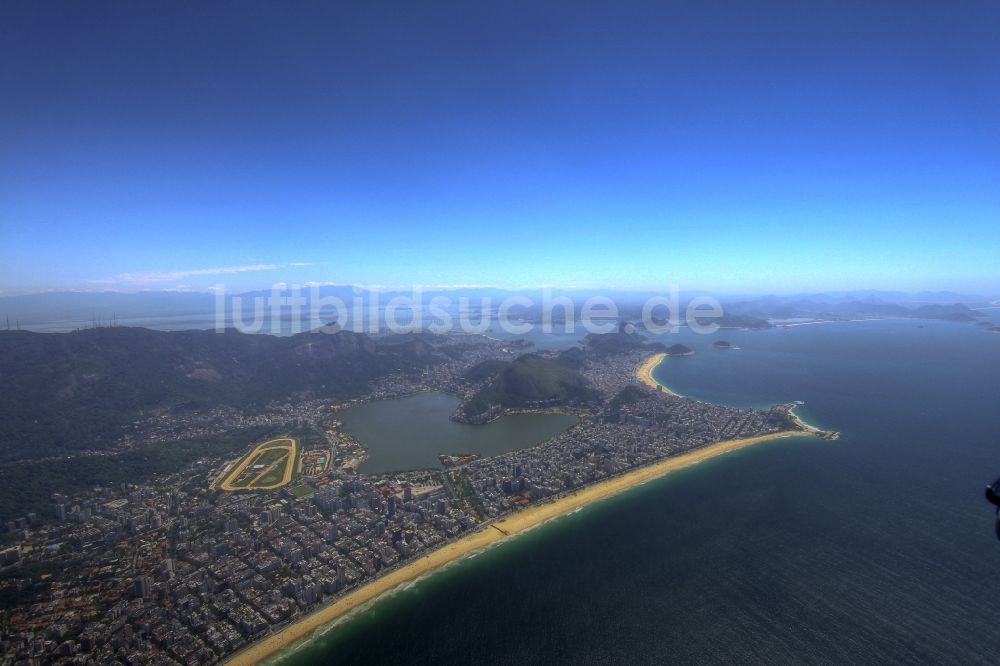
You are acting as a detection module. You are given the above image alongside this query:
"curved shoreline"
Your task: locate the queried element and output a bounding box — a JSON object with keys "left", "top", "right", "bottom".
{"left": 636, "top": 352, "right": 682, "bottom": 396}
{"left": 225, "top": 429, "right": 813, "bottom": 666}
{"left": 635, "top": 354, "right": 833, "bottom": 437}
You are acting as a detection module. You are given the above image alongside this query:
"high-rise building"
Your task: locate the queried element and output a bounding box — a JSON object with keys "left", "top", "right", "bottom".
{"left": 133, "top": 575, "right": 153, "bottom": 599}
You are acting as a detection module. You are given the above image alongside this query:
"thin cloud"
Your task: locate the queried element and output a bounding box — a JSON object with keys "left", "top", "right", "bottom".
{"left": 90, "top": 263, "right": 298, "bottom": 285}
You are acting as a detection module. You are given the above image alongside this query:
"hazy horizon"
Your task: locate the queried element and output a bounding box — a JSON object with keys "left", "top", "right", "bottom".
{"left": 1, "top": 283, "right": 996, "bottom": 300}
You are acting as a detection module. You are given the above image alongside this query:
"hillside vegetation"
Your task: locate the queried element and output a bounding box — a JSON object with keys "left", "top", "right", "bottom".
{"left": 461, "top": 353, "right": 599, "bottom": 417}
{"left": 0, "top": 327, "right": 435, "bottom": 462}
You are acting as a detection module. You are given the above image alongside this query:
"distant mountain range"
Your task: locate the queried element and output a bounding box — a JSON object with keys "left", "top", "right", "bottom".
{"left": 720, "top": 295, "right": 986, "bottom": 323}
{"left": 0, "top": 288, "right": 992, "bottom": 332}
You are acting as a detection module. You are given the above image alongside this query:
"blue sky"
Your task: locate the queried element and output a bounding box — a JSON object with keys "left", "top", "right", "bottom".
{"left": 1, "top": 1, "right": 998, "bottom": 295}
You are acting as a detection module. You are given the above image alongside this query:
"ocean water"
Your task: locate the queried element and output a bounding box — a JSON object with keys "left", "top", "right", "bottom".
{"left": 276, "top": 319, "right": 1000, "bottom": 665}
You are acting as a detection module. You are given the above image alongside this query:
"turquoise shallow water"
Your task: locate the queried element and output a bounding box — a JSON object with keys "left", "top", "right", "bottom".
{"left": 278, "top": 319, "right": 1000, "bottom": 665}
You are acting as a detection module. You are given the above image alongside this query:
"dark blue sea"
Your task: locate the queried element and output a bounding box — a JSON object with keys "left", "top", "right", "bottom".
{"left": 275, "top": 319, "right": 1000, "bottom": 664}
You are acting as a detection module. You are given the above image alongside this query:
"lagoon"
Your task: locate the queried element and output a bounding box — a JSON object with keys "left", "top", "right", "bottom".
{"left": 338, "top": 391, "right": 577, "bottom": 474}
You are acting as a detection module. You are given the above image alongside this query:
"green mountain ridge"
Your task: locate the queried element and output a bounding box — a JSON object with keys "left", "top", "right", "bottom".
{"left": 0, "top": 327, "right": 436, "bottom": 463}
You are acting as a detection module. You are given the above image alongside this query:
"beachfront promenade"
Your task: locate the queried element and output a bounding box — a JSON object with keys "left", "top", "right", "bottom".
{"left": 226, "top": 427, "right": 806, "bottom": 665}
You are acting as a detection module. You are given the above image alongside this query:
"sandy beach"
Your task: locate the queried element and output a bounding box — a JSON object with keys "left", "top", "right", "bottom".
{"left": 636, "top": 352, "right": 681, "bottom": 396}
{"left": 225, "top": 428, "right": 811, "bottom": 666}
{"left": 785, "top": 403, "right": 833, "bottom": 437}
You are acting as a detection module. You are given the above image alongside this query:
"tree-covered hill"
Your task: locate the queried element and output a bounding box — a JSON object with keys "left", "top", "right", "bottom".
{"left": 460, "top": 353, "right": 599, "bottom": 418}
{"left": 0, "top": 327, "right": 436, "bottom": 462}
